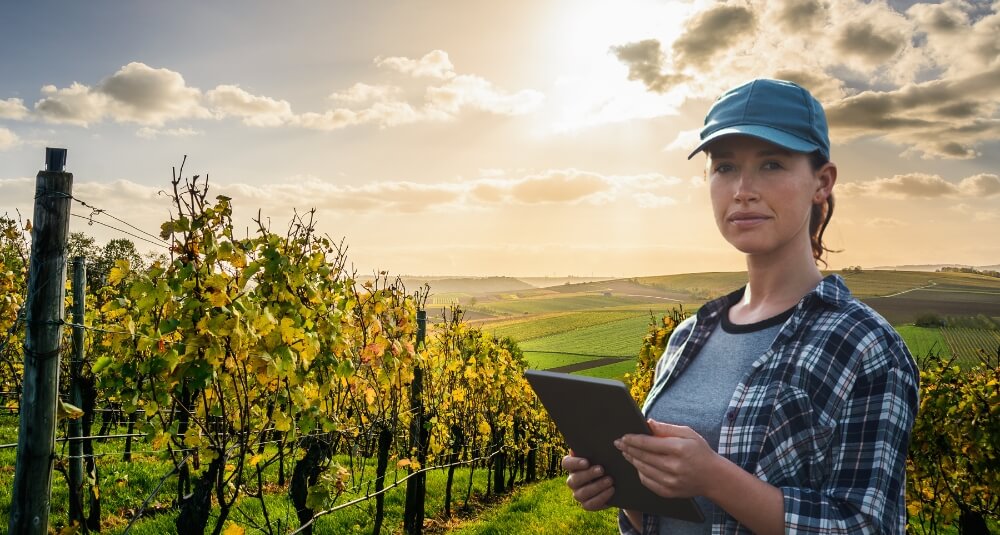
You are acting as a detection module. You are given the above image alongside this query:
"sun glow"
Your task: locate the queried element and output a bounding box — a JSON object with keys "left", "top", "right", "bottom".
{"left": 542, "top": 0, "right": 696, "bottom": 132}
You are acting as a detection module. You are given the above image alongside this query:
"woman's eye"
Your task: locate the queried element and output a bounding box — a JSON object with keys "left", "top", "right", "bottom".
{"left": 714, "top": 164, "right": 735, "bottom": 173}
{"left": 762, "top": 161, "right": 783, "bottom": 170}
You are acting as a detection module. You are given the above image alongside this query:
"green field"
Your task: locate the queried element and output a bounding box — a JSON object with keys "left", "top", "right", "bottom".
{"left": 574, "top": 360, "right": 638, "bottom": 381}
{"left": 492, "top": 270, "right": 1000, "bottom": 379}
{"left": 485, "top": 310, "right": 651, "bottom": 343}
{"left": 940, "top": 327, "right": 1000, "bottom": 368}
{"left": 471, "top": 293, "right": 667, "bottom": 317}
{"left": 519, "top": 315, "right": 656, "bottom": 357}
{"left": 523, "top": 351, "right": 605, "bottom": 370}
{"left": 895, "top": 325, "right": 950, "bottom": 358}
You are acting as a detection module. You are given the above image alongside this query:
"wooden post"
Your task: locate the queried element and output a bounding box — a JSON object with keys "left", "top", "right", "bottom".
{"left": 68, "top": 257, "right": 86, "bottom": 531}
{"left": 9, "top": 148, "right": 73, "bottom": 535}
{"left": 403, "top": 309, "right": 428, "bottom": 535}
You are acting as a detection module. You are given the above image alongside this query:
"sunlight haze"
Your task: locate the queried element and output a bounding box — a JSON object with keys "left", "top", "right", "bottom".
{"left": 1, "top": 0, "right": 998, "bottom": 276}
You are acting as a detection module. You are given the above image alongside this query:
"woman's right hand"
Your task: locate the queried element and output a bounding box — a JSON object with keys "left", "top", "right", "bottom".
{"left": 562, "top": 452, "right": 615, "bottom": 510}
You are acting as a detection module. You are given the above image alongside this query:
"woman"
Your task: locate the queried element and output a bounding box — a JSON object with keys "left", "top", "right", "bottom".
{"left": 563, "top": 79, "right": 919, "bottom": 534}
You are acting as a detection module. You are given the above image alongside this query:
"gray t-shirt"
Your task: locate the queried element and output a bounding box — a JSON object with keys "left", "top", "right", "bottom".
{"left": 644, "top": 305, "right": 792, "bottom": 535}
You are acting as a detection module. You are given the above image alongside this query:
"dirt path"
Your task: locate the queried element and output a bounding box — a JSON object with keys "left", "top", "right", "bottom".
{"left": 546, "top": 357, "right": 630, "bottom": 373}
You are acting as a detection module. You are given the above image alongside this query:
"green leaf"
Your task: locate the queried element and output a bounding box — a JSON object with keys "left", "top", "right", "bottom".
{"left": 92, "top": 356, "right": 113, "bottom": 374}
{"left": 305, "top": 483, "right": 330, "bottom": 510}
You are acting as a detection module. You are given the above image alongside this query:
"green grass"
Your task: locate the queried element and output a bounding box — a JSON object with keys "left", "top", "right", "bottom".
{"left": 0, "top": 409, "right": 501, "bottom": 534}
{"left": 575, "top": 360, "right": 637, "bottom": 382}
{"left": 519, "top": 315, "right": 654, "bottom": 357}
{"left": 895, "top": 325, "right": 950, "bottom": 358}
{"left": 448, "top": 476, "right": 616, "bottom": 535}
{"left": 484, "top": 310, "right": 649, "bottom": 342}
{"left": 523, "top": 352, "right": 604, "bottom": 370}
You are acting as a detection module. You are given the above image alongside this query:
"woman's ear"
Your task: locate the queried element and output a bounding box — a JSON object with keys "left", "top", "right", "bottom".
{"left": 814, "top": 162, "right": 837, "bottom": 203}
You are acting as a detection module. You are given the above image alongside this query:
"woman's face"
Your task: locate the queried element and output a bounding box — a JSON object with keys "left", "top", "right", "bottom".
{"left": 706, "top": 135, "right": 835, "bottom": 262}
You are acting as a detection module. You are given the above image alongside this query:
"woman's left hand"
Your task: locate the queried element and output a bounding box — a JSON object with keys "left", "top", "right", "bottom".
{"left": 615, "top": 419, "right": 723, "bottom": 499}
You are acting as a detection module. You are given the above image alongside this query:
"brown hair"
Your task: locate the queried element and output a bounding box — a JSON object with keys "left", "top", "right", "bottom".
{"left": 809, "top": 151, "right": 838, "bottom": 267}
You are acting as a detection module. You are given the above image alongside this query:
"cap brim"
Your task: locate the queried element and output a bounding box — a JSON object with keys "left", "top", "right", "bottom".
{"left": 686, "top": 125, "right": 822, "bottom": 160}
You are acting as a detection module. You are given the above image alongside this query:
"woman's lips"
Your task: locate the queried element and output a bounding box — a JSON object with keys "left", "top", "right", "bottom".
{"left": 728, "top": 213, "right": 771, "bottom": 228}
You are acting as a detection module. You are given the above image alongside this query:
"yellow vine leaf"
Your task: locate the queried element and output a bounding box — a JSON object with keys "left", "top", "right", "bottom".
{"left": 222, "top": 523, "right": 245, "bottom": 535}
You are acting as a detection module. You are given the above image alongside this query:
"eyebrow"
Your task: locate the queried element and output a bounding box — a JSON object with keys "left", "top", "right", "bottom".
{"left": 708, "top": 148, "right": 794, "bottom": 158}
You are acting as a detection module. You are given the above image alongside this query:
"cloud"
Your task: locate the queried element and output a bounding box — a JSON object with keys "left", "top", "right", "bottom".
{"left": 664, "top": 128, "right": 701, "bottom": 153}
{"left": 771, "top": 0, "right": 825, "bottom": 33}
{"left": 839, "top": 172, "right": 1000, "bottom": 199}
{"left": 0, "top": 128, "right": 20, "bottom": 150}
{"left": 205, "top": 85, "right": 294, "bottom": 127}
{"left": 292, "top": 101, "right": 425, "bottom": 130}
{"left": 136, "top": 126, "right": 202, "bottom": 139}
{"left": 297, "top": 53, "right": 543, "bottom": 130}
{"left": 376, "top": 50, "right": 455, "bottom": 79}
{"left": 907, "top": 1, "right": 1000, "bottom": 77}
{"left": 610, "top": 40, "right": 687, "bottom": 94}
{"left": 833, "top": 20, "right": 907, "bottom": 67}
{"left": 0, "top": 98, "right": 29, "bottom": 120}
{"left": 34, "top": 83, "right": 110, "bottom": 127}
{"left": 15, "top": 51, "right": 541, "bottom": 133}
{"left": 470, "top": 169, "right": 681, "bottom": 206}
{"left": 610, "top": 5, "right": 755, "bottom": 95}
{"left": 825, "top": 63, "right": 1000, "bottom": 158}
{"left": 610, "top": 1, "right": 999, "bottom": 160}
{"left": 424, "top": 75, "right": 544, "bottom": 116}
{"left": 33, "top": 63, "right": 208, "bottom": 127}
{"left": 864, "top": 217, "right": 905, "bottom": 228}
{"left": 328, "top": 83, "right": 400, "bottom": 104}
{"left": 671, "top": 5, "right": 756, "bottom": 69}
{"left": 769, "top": 69, "right": 846, "bottom": 102}
{"left": 974, "top": 210, "right": 999, "bottom": 222}
{"left": 506, "top": 170, "right": 608, "bottom": 204}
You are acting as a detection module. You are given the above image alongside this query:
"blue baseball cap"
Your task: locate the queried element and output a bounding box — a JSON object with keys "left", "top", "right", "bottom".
{"left": 687, "top": 79, "right": 830, "bottom": 160}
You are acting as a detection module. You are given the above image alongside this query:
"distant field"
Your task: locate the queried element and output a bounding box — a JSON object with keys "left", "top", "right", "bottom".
{"left": 520, "top": 315, "right": 656, "bottom": 357}
{"left": 636, "top": 272, "right": 747, "bottom": 300}
{"left": 574, "top": 360, "right": 637, "bottom": 381}
{"left": 864, "top": 286, "right": 1000, "bottom": 325}
{"left": 895, "top": 325, "right": 950, "bottom": 357}
{"left": 484, "top": 310, "right": 650, "bottom": 341}
{"left": 940, "top": 327, "right": 1000, "bottom": 368}
{"left": 469, "top": 269, "right": 1000, "bottom": 378}
{"left": 523, "top": 352, "right": 603, "bottom": 370}
{"left": 470, "top": 293, "right": 667, "bottom": 316}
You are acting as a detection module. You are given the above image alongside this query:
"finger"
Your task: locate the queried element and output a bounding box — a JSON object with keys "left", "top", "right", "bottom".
{"left": 580, "top": 481, "right": 616, "bottom": 511}
{"left": 572, "top": 475, "right": 614, "bottom": 507}
{"left": 617, "top": 434, "right": 680, "bottom": 455}
{"left": 566, "top": 465, "right": 605, "bottom": 490}
{"left": 637, "top": 469, "right": 681, "bottom": 499}
{"left": 562, "top": 455, "right": 589, "bottom": 472}
{"left": 647, "top": 420, "right": 696, "bottom": 438}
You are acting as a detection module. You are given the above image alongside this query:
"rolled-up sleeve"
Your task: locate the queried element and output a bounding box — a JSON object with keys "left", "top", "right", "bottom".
{"left": 782, "top": 360, "right": 918, "bottom": 533}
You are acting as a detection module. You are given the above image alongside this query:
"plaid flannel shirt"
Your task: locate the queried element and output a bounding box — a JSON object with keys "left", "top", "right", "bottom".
{"left": 618, "top": 274, "right": 919, "bottom": 534}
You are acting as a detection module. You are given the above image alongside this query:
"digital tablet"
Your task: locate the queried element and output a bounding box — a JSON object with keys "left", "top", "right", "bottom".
{"left": 525, "top": 369, "right": 704, "bottom": 522}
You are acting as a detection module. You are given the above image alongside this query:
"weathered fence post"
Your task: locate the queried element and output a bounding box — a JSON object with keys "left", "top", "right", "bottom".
{"left": 9, "top": 148, "right": 73, "bottom": 535}
{"left": 403, "top": 309, "right": 428, "bottom": 535}
{"left": 68, "top": 257, "right": 87, "bottom": 531}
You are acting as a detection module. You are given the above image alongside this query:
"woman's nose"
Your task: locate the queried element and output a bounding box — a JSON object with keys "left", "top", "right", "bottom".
{"left": 733, "top": 171, "right": 759, "bottom": 202}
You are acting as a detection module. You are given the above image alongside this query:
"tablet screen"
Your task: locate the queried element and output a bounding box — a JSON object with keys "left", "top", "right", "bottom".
{"left": 525, "top": 369, "right": 704, "bottom": 522}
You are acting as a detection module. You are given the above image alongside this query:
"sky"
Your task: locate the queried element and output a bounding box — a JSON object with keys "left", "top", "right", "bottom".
{"left": 1, "top": 0, "right": 998, "bottom": 277}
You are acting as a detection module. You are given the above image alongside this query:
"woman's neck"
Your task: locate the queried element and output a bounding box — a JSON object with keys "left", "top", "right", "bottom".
{"left": 732, "top": 244, "right": 823, "bottom": 324}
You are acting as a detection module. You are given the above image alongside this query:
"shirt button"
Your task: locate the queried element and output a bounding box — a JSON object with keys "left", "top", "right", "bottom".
{"left": 727, "top": 410, "right": 736, "bottom": 423}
